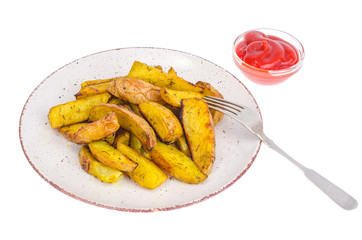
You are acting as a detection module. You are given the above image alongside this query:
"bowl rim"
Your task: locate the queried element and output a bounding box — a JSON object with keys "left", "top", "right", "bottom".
{"left": 232, "top": 28, "right": 305, "bottom": 75}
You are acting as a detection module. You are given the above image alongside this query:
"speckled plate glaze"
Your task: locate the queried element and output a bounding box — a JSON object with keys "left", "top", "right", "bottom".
{"left": 19, "top": 47, "right": 262, "bottom": 212}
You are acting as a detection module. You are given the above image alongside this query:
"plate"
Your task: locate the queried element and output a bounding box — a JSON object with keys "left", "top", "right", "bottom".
{"left": 19, "top": 47, "right": 262, "bottom": 212}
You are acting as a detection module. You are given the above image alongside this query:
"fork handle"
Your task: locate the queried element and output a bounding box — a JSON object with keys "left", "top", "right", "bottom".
{"left": 259, "top": 133, "right": 358, "bottom": 210}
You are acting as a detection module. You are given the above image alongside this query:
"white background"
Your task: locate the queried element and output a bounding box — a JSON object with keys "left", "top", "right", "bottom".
{"left": 2, "top": 0, "right": 361, "bottom": 239}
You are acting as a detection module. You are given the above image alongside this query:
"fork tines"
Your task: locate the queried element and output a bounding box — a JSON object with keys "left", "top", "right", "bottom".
{"left": 202, "top": 96, "right": 243, "bottom": 116}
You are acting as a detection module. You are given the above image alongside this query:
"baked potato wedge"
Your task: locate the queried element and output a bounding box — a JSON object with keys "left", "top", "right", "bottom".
{"left": 48, "top": 93, "right": 111, "bottom": 129}
{"left": 160, "top": 88, "right": 204, "bottom": 108}
{"left": 59, "top": 112, "right": 120, "bottom": 144}
{"left": 150, "top": 142, "right": 207, "bottom": 184}
{"left": 75, "top": 81, "right": 114, "bottom": 99}
{"left": 181, "top": 98, "right": 215, "bottom": 175}
{"left": 139, "top": 101, "right": 183, "bottom": 143}
{"left": 117, "top": 143, "right": 168, "bottom": 189}
{"left": 88, "top": 103, "right": 157, "bottom": 151}
{"left": 80, "top": 77, "right": 122, "bottom": 88}
{"left": 126, "top": 61, "right": 203, "bottom": 92}
{"left": 196, "top": 81, "right": 224, "bottom": 125}
{"left": 88, "top": 140, "right": 137, "bottom": 172}
{"left": 79, "top": 145, "right": 123, "bottom": 183}
{"left": 108, "top": 77, "right": 164, "bottom": 105}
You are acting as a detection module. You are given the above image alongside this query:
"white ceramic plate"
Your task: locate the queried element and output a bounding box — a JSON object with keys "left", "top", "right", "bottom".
{"left": 19, "top": 47, "right": 262, "bottom": 212}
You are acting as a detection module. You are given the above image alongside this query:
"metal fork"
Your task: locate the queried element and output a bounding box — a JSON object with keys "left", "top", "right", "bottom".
{"left": 203, "top": 96, "right": 358, "bottom": 210}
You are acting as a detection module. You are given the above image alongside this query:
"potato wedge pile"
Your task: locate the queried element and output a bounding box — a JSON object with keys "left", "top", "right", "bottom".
{"left": 48, "top": 61, "right": 224, "bottom": 190}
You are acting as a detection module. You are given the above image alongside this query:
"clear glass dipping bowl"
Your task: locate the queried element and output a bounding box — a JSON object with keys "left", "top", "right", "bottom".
{"left": 232, "top": 28, "right": 305, "bottom": 85}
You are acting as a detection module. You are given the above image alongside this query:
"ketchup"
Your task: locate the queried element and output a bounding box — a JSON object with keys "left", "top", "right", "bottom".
{"left": 235, "top": 31, "right": 299, "bottom": 70}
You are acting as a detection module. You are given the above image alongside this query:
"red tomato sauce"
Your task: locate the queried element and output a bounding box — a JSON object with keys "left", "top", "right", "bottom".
{"left": 235, "top": 31, "right": 299, "bottom": 70}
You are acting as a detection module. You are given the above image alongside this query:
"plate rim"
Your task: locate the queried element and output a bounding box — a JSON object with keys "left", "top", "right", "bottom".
{"left": 19, "top": 47, "right": 262, "bottom": 212}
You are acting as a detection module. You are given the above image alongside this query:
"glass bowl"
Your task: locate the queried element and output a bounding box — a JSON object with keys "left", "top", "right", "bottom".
{"left": 232, "top": 28, "right": 305, "bottom": 85}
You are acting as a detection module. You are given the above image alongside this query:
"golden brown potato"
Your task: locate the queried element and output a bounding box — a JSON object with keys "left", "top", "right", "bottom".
{"left": 150, "top": 142, "right": 207, "bottom": 184}
{"left": 75, "top": 81, "right": 114, "bottom": 99}
{"left": 88, "top": 140, "right": 137, "bottom": 172}
{"left": 113, "top": 129, "right": 130, "bottom": 147}
{"left": 181, "top": 98, "right": 215, "bottom": 175}
{"left": 48, "top": 93, "right": 111, "bottom": 129}
{"left": 160, "top": 88, "right": 204, "bottom": 108}
{"left": 79, "top": 145, "right": 123, "bottom": 183}
{"left": 108, "top": 78, "right": 164, "bottom": 105}
{"left": 59, "top": 112, "right": 120, "bottom": 144}
{"left": 196, "top": 81, "right": 224, "bottom": 125}
{"left": 117, "top": 143, "right": 168, "bottom": 189}
{"left": 88, "top": 103, "right": 157, "bottom": 151}
{"left": 175, "top": 135, "right": 191, "bottom": 157}
{"left": 80, "top": 77, "right": 122, "bottom": 88}
{"left": 126, "top": 61, "right": 203, "bottom": 92}
{"left": 139, "top": 101, "right": 183, "bottom": 143}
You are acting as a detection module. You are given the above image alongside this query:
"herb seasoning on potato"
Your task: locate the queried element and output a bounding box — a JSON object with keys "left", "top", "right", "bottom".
{"left": 150, "top": 142, "right": 207, "bottom": 184}
{"left": 59, "top": 112, "right": 120, "bottom": 144}
{"left": 48, "top": 93, "right": 111, "bottom": 129}
{"left": 79, "top": 145, "right": 124, "bottom": 183}
{"left": 139, "top": 101, "right": 183, "bottom": 144}
{"left": 181, "top": 98, "right": 216, "bottom": 175}
{"left": 89, "top": 103, "right": 157, "bottom": 151}
{"left": 47, "top": 61, "right": 224, "bottom": 188}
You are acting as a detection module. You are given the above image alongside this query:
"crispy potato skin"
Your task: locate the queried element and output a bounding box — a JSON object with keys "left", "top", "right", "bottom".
{"left": 181, "top": 98, "right": 215, "bottom": 175}
{"left": 139, "top": 101, "right": 183, "bottom": 143}
{"left": 60, "top": 112, "right": 120, "bottom": 144}
{"left": 117, "top": 143, "right": 168, "bottom": 189}
{"left": 108, "top": 78, "right": 164, "bottom": 105}
{"left": 48, "top": 93, "right": 111, "bottom": 129}
{"left": 160, "top": 88, "right": 204, "bottom": 108}
{"left": 150, "top": 142, "right": 207, "bottom": 184}
{"left": 88, "top": 141, "right": 137, "bottom": 172}
{"left": 126, "top": 61, "right": 203, "bottom": 92}
{"left": 75, "top": 81, "right": 114, "bottom": 99}
{"left": 88, "top": 103, "right": 157, "bottom": 151}
{"left": 196, "top": 81, "right": 224, "bottom": 125}
{"left": 79, "top": 145, "right": 123, "bottom": 183}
